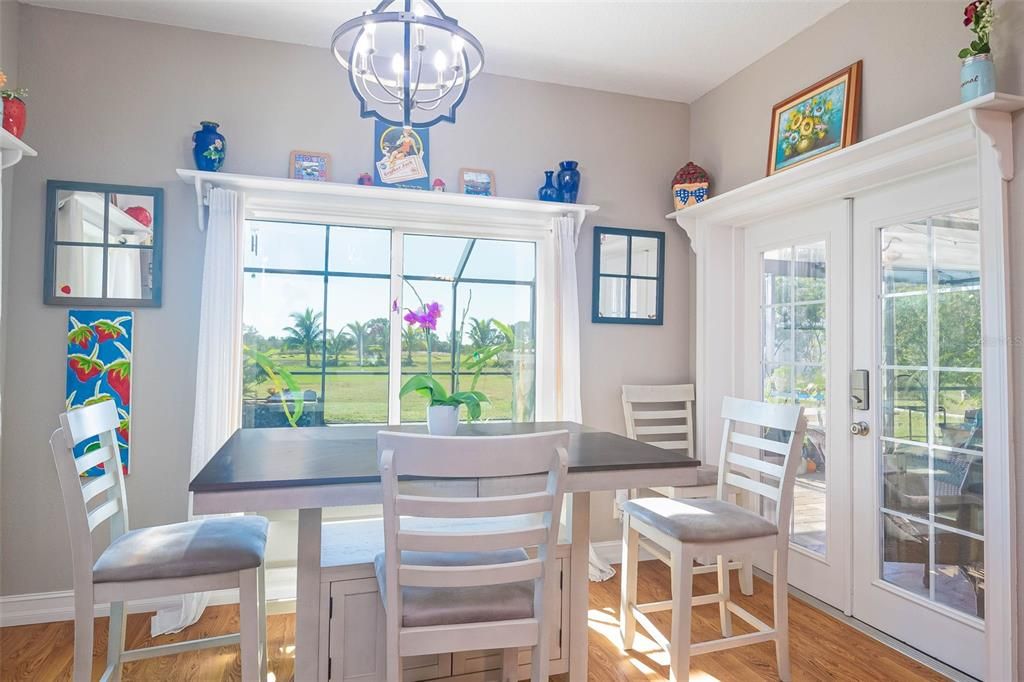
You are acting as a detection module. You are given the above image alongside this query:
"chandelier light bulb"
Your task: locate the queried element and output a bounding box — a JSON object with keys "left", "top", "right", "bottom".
{"left": 433, "top": 50, "right": 448, "bottom": 73}
{"left": 391, "top": 52, "right": 404, "bottom": 75}
{"left": 451, "top": 34, "right": 465, "bottom": 55}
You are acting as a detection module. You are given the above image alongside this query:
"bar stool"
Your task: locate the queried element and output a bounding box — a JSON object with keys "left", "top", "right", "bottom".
{"left": 619, "top": 397, "right": 806, "bottom": 682}
{"left": 49, "top": 401, "right": 269, "bottom": 682}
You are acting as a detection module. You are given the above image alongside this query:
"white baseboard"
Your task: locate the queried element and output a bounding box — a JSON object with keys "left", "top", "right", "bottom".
{"left": 0, "top": 566, "right": 297, "bottom": 628}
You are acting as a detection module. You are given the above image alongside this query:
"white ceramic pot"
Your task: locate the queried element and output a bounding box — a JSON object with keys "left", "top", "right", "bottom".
{"left": 427, "top": 404, "right": 460, "bottom": 436}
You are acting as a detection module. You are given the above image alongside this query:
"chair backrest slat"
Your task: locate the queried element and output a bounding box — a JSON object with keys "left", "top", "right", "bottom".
{"left": 50, "top": 401, "right": 131, "bottom": 592}
{"left": 716, "top": 397, "right": 806, "bottom": 536}
{"left": 399, "top": 558, "right": 542, "bottom": 588}
{"left": 378, "top": 430, "right": 568, "bottom": 635}
{"left": 396, "top": 491, "right": 553, "bottom": 518}
{"left": 622, "top": 384, "right": 695, "bottom": 459}
{"left": 74, "top": 445, "right": 118, "bottom": 474}
{"left": 725, "top": 451, "right": 785, "bottom": 478}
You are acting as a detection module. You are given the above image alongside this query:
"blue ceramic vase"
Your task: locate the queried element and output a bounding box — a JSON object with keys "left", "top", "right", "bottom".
{"left": 192, "top": 121, "right": 226, "bottom": 172}
{"left": 556, "top": 160, "right": 580, "bottom": 204}
{"left": 538, "top": 170, "right": 561, "bottom": 202}
{"left": 960, "top": 55, "right": 995, "bottom": 103}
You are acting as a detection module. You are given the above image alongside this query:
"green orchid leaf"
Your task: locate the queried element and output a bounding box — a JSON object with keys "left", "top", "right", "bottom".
{"left": 399, "top": 374, "right": 449, "bottom": 403}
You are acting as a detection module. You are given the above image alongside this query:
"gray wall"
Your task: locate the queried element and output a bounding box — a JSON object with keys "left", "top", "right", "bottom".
{"left": 0, "top": 5, "right": 690, "bottom": 595}
{"left": 690, "top": 1, "right": 983, "bottom": 193}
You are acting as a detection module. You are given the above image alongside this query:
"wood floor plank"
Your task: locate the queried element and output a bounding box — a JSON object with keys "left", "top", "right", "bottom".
{"left": 0, "top": 560, "right": 947, "bottom": 681}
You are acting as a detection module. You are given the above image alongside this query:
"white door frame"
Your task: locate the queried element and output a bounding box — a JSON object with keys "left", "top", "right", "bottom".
{"left": 671, "top": 95, "right": 1022, "bottom": 680}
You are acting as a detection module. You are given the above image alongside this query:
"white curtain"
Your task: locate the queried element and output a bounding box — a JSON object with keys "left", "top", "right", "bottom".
{"left": 151, "top": 188, "right": 244, "bottom": 635}
{"left": 552, "top": 215, "right": 615, "bottom": 582}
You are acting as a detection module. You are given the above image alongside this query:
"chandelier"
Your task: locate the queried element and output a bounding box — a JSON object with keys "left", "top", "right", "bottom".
{"left": 331, "top": 0, "right": 484, "bottom": 129}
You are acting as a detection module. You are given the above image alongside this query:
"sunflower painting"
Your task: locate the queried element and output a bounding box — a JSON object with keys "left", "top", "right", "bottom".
{"left": 767, "top": 61, "right": 861, "bottom": 175}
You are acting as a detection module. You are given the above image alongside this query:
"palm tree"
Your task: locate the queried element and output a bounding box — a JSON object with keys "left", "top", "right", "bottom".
{"left": 326, "top": 329, "right": 354, "bottom": 363}
{"left": 367, "top": 317, "right": 390, "bottom": 363}
{"left": 401, "top": 326, "right": 421, "bottom": 364}
{"left": 346, "top": 321, "right": 370, "bottom": 366}
{"left": 282, "top": 308, "right": 323, "bottom": 367}
{"left": 467, "top": 317, "right": 497, "bottom": 349}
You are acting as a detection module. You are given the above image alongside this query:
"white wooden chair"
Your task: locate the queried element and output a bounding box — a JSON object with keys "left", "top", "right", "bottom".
{"left": 619, "top": 397, "right": 806, "bottom": 682}
{"left": 621, "top": 383, "right": 753, "bottom": 595}
{"left": 50, "top": 401, "right": 269, "bottom": 682}
{"left": 377, "top": 430, "right": 568, "bottom": 682}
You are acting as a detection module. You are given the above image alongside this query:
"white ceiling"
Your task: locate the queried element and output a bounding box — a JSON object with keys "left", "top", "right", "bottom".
{"left": 23, "top": 0, "right": 847, "bottom": 102}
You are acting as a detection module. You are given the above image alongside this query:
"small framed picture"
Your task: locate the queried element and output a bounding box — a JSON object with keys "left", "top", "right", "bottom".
{"left": 459, "top": 168, "right": 496, "bottom": 196}
{"left": 289, "top": 150, "right": 331, "bottom": 182}
{"left": 767, "top": 61, "right": 861, "bottom": 176}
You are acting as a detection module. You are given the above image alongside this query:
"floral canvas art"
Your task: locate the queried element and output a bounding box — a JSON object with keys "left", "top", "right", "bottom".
{"left": 767, "top": 61, "right": 861, "bottom": 175}
{"left": 66, "top": 310, "right": 133, "bottom": 476}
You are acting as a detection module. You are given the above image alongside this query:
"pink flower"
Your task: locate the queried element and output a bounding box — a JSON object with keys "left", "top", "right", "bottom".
{"left": 964, "top": 1, "right": 978, "bottom": 26}
{"left": 403, "top": 310, "right": 418, "bottom": 325}
{"left": 392, "top": 299, "right": 399, "bottom": 313}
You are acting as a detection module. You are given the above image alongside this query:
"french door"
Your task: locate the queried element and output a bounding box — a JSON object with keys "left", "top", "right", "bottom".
{"left": 850, "top": 163, "right": 985, "bottom": 678}
{"left": 744, "top": 202, "right": 851, "bottom": 609}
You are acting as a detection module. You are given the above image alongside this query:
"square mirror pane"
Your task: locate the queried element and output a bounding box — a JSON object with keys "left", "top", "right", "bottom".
{"left": 107, "top": 246, "right": 154, "bottom": 300}
{"left": 55, "top": 190, "right": 105, "bottom": 243}
{"left": 597, "top": 276, "right": 627, "bottom": 318}
{"left": 54, "top": 245, "right": 104, "bottom": 299}
{"left": 630, "top": 237, "right": 660, "bottom": 277}
{"left": 629, "top": 279, "right": 658, "bottom": 320}
{"left": 598, "top": 233, "right": 628, "bottom": 275}
{"left": 108, "top": 194, "right": 156, "bottom": 245}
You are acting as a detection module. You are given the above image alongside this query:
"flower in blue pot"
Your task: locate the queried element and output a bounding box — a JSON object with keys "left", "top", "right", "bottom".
{"left": 538, "top": 170, "right": 561, "bottom": 202}
{"left": 556, "top": 160, "right": 581, "bottom": 204}
{"left": 192, "top": 121, "right": 226, "bottom": 172}
{"left": 958, "top": 0, "right": 996, "bottom": 103}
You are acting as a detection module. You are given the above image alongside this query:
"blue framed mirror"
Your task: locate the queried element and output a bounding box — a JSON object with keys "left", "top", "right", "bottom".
{"left": 44, "top": 180, "right": 164, "bottom": 307}
{"left": 592, "top": 226, "right": 665, "bottom": 325}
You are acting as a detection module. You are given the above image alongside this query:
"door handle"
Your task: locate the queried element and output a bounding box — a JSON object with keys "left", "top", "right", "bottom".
{"left": 850, "top": 421, "right": 870, "bottom": 436}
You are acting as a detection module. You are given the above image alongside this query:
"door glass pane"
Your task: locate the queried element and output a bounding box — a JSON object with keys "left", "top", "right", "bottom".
{"left": 760, "top": 240, "right": 827, "bottom": 555}
{"left": 244, "top": 221, "right": 326, "bottom": 271}
{"left": 876, "top": 209, "right": 984, "bottom": 621}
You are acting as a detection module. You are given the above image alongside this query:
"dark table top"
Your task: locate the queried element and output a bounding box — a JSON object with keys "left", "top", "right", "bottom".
{"left": 189, "top": 421, "right": 699, "bottom": 494}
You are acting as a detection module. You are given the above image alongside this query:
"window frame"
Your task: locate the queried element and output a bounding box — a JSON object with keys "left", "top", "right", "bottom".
{"left": 241, "top": 216, "right": 553, "bottom": 426}
{"left": 591, "top": 225, "right": 665, "bottom": 325}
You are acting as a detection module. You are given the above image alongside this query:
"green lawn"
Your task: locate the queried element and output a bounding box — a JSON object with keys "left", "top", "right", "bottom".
{"left": 244, "top": 348, "right": 525, "bottom": 423}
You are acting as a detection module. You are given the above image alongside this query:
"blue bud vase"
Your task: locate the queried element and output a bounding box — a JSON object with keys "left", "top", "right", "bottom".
{"left": 192, "top": 121, "right": 226, "bottom": 172}
{"left": 556, "top": 160, "right": 581, "bottom": 204}
{"left": 960, "top": 54, "right": 995, "bottom": 103}
{"left": 538, "top": 170, "right": 561, "bottom": 202}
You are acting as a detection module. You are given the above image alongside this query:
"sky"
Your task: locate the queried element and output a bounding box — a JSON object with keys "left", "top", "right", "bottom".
{"left": 242, "top": 221, "right": 535, "bottom": 339}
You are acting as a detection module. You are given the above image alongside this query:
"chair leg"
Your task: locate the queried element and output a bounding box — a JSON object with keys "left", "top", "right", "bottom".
{"left": 716, "top": 554, "right": 733, "bottom": 638}
{"left": 619, "top": 513, "right": 639, "bottom": 649}
{"left": 669, "top": 545, "right": 693, "bottom": 682}
{"left": 501, "top": 648, "right": 518, "bottom": 681}
{"left": 239, "top": 567, "right": 264, "bottom": 682}
{"left": 257, "top": 562, "right": 268, "bottom": 681}
{"left": 104, "top": 600, "right": 126, "bottom": 682}
{"left": 739, "top": 555, "right": 755, "bottom": 596}
{"left": 385, "top": 624, "right": 401, "bottom": 682}
{"left": 72, "top": 589, "right": 94, "bottom": 682}
{"left": 529, "top": 642, "right": 549, "bottom": 682}
{"left": 773, "top": 549, "right": 791, "bottom": 682}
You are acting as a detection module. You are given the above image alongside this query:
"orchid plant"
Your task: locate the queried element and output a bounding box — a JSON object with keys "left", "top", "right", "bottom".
{"left": 397, "top": 281, "right": 490, "bottom": 421}
{"left": 959, "top": 0, "right": 994, "bottom": 59}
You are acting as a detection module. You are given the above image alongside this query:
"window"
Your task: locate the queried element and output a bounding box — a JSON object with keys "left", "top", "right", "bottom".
{"left": 241, "top": 221, "right": 537, "bottom": 427}
{"left": 592, "top": 226, "right": 665, "bottom": 324}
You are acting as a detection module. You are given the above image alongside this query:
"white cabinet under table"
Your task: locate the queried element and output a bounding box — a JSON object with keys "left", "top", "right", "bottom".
{"left": 189, "top": 422, "right": 699, "bottom": 681}
{"left": 318, "top": 518, "right": 571, "bottom": 681}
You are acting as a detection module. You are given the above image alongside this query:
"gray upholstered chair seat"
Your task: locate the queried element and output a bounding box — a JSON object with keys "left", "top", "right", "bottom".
{"left": 92, "top": 516, "right": 269, "bottom": 583}
{"left": 623, "top": 497, "right": 777, "bottom": 544}
{"left": 374, "top": 549, "right": 535, "bottom": 628}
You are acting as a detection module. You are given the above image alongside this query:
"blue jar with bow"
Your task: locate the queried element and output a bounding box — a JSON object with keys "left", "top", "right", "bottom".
{"left": 556, "top": 161, "right": 581, "bottom": 204}
{"left": 192, "top": 121, "right": 226, "bottom": 172}
{"left": 537, "top": 170, "right": 561, "bottom": 202}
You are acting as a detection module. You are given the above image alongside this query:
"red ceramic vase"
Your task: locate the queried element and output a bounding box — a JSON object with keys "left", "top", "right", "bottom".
{"left": 2, "top": 97, "right": 26, "bottom": 138}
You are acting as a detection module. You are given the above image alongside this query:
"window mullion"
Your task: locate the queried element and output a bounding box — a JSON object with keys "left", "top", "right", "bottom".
{"left": 388, "top": 230, "right": 404, "bottom": 425}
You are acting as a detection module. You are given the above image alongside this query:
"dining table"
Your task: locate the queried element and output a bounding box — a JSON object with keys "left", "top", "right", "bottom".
{"left": 189, "top": 420, "right": 700, "bottom": 681}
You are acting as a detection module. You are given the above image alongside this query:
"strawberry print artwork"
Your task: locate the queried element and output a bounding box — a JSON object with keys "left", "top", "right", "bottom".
{"left": 66, "top": 311, "right": 133, "bottom": 477}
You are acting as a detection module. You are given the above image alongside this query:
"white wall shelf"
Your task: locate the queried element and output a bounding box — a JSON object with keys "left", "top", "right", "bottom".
{"left": 0, "top": 128, "right": 37, "bottom": 170}
{"left": 668, "top": 92, "right": 1024, "bottom": 235}
{"left": 177, "top": 169, "right": 597, "bottom": 233}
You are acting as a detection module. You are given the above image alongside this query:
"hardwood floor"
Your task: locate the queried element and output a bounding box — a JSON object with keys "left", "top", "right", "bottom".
{"left": 0, "top": 560, "right": 946, "bottom": 681}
